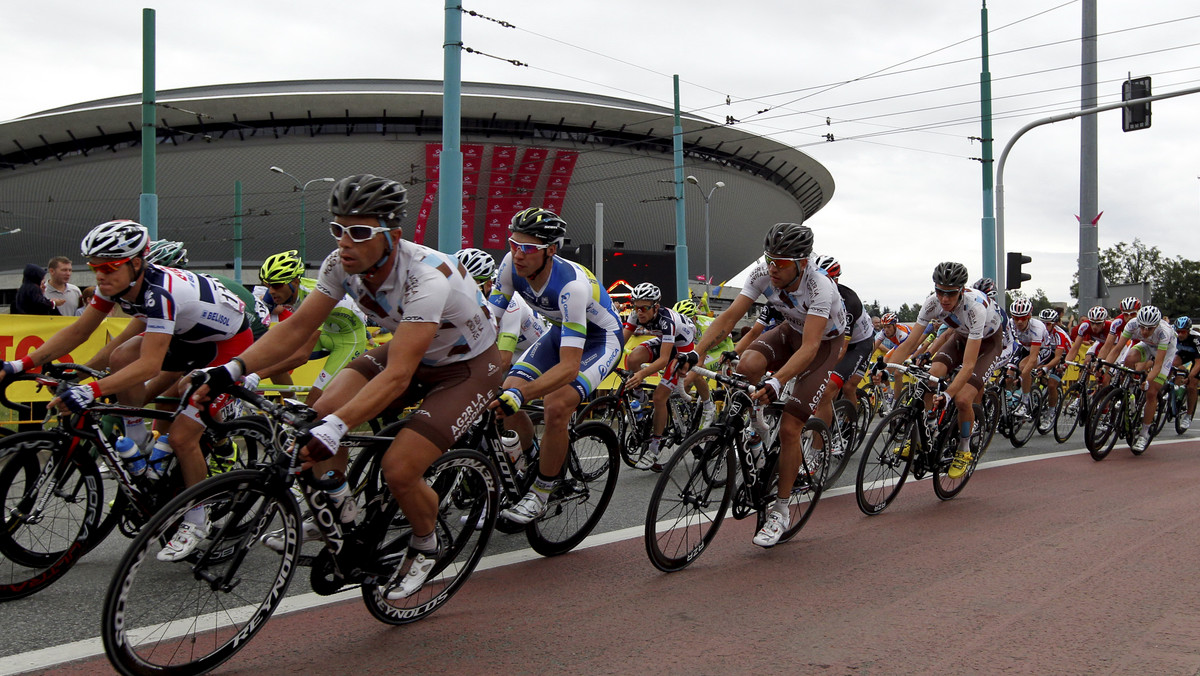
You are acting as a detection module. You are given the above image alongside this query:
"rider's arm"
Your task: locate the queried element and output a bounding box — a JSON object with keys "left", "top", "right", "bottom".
{"left": 15, "top": 304, "right": 107, "bottom": 372}
{"left": 1046, "top": 346, "right": 1066, "bottom": 371}
{"left": 735, "top": 321, "right": 765, "bottom": 354}
{"left": 253, "top": 327, "right": 322, "bottom": 381}
{"left": 695, "top": 293, "right": 754, "bottom": 355}
{"left": 85, "top": 316, "right": 145, "bottom": 371}
{"left": 1020, "top": 341, "right": 1042, "bottom": 374}
{"left": 231, "top": 291, "right": 339, "bottom": 375}
{"left": 87, "top": 330, "right": 172, "bottom": 397}
{"left": 634, "top": 342, "right": 675, "bottom": 382}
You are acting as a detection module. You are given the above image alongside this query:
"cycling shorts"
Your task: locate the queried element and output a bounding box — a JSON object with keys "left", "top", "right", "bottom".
{"left": 744, "top": 322, "right": 840, "bottom": 422}
{"left": 1130, "top": 342, "right": 1177, "bottom": 385}
{"left": 932, "top": 331, "right": 1006, "bottom": 391}
{"left": 833, "top": 338, "right": 874, "bottom": 382}
{"left": 510, "top": 325, "right": 623, "bottom": 400}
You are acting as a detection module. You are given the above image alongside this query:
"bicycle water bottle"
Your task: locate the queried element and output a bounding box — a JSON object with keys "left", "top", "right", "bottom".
{"left": 747, "top": 433, "right": 765, "bottom": 472}
{"left": 144, "top": 434, "right": 173, "bottom": 480}
{"left": 322, "top": 470, "right": 359, "bottom": 524}
{"left": 629, "top": 398, "right": 646, "bottom": 421}
{"left": 500, "top": 430, "right": 526, "bottom": 474}
{"left": 115, "top": 435, "right": 147, "bottom": 477}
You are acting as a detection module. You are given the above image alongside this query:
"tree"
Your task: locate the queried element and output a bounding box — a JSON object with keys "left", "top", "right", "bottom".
{"left": 897, "top": 302, "right": 919, "bottom": 323}
{"left": 1071, "top": 238, "right": 1164, "bottom": 302}
{"left": 1155, "top": 256, "right": 1200, "bottom": 318}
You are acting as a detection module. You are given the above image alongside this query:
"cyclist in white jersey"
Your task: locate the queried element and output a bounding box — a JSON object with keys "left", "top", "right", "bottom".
{"left": 485, "top": 208, "right": 624, "bottom": 525}
{"left": 1036, "top": 308, "right": 1071, "bottom": 427}
{"left": 1108, "top": 305, "right": 1178, "bottom": 452}
{"left": 455, "top": 247, "right": 547, "bottom": 372}
{"left": 0, "top": 220, "right": 255, "bottom": 562}
{"left": 622, "top": 282, "right": 699, "bottom": 471}
{"left": 1100, "top": 296, "right": 1141, "bottom": 365}
{"left": 694, "top": 222, "right": 848, "bottom": 548}
{"left": 1007, "top": 298, "right": 1048, "bottom": 418}
{"left": 888, "top": 262, "right": 1008, "bottom": 479}
{"left": 195, "top": 175, "right": 502, "bottom": 599}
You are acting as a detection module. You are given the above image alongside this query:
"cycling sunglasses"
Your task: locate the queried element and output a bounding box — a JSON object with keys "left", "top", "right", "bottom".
{"left": 508, "top": 238, "right": 553, "bottom": 254}
{"left": 934, "top": 286, "right": 961, "bottom": 297}
{"left": 764, "top": 253, "right": 803, "bottom": 268}
{"left": 329, "top": 221, "right": 390, "bottom": 243}
{"left": 87, "top": 257, "right": 133, "bottom": 274}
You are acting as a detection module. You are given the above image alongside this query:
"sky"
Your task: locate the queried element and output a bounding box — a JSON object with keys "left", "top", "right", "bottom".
{"left": 2, "top": 0, "right": 1197, "bottom": 310}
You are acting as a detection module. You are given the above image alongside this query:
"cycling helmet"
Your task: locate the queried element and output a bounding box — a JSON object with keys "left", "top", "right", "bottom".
{"left": 454, "top": 248, "right": 496, "bottom": 281}
{"left": 1039, "top": 308, "right": 1060, "bottom": 323}
{"left": 1135, "top": 305, "right": 1161, "bottom": 327}
{"left": 1119, "top": 296, "right": 1141, "bottom": 314}
{"left": 811, "top": 254, "right": 841, "bottom": 280}
{"left": 1175, "top": 316, "right": 1193, "bottom": 332}
{"left": 259, "top": 250, "right": 306, "bottom": 284}
{"left": 972, "top": 277, "right": 997, "bottom": 299}
{"left": 328, "top": 174, "right": 408, "bottom": 222}
{"left": 1009, "top": 298, "right": 1033, "bottom": 318}
{"left": 145, "top": 240, "right": 189, "bottom": 268}
{"left": 673, "top": 299, "right": 698, "bottom": 319}
{"left": 763, "top": 222, "right": 813, "bottom": 258}
{"left": 81, "top": 220, "right": 150, "bottom": 259}
{"left": 1087, "top": 306, "right": 1109, "bottom": 322}
{"left": 932, "top": 261, "right": 969, "bottom": 288}
{"left": 881, "top": 312, "right": 899, "bottom": 326}
{"left": 631, "top": 282, "right": 662, "bottom": 303}
{"left": 509, "top": 207, "right": 567, "bottom": 245}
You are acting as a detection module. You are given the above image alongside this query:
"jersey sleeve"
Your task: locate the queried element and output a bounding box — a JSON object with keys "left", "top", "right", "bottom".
{"left": 487, "top": 254, "right": 516, "bottom": 313}
{"left": 313, "top": 251, "right": 348, "bottom": 302}
{"left": 496, "top": 298, "right": 522, "bottom": 353}
{"left": 914, "top": 294, "right": 940, "bottom": 328}
{"left": 557, "top": 275, "right": 593, "bottom": 349}
{"left": 738, "top": 263, "right": 770, "bottom": 302}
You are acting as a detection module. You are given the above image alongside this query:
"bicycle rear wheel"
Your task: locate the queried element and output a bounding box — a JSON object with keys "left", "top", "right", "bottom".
{"left": 102, "top": 469, "right": 301, "bottom": 676}
{"left": 977, "top": 389, "right": 1001, "bottom": 453}
{"left": 933, "top": 405, "right": 981, "bottom": 501}
{"left": 1053, "top": 385, "right": 1083, "bottom": 443}
{"left": 526, "top": 421, "right": 619, "bottom": 556}
{"left": 0, "top": 435, "right": 102, "bottom": 602}
{"left": 1084, "top": 387, "right": 1123, "bottom": 461}
{"left": 855, "top": 409, "right": 915, "bottom": 515}
{"left": 756, "top": 417, "right": 827, "bottom": 543}
{"left": 644, "top": 427, "right": 734, "bottom": 572}
{"left": 822, "top": 400, "right": 858, "bottom": 489}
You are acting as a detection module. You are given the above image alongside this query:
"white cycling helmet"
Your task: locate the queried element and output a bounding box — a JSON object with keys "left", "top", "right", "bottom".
{"left": 631, "top": 282, "right": 661, "bottom": 302}
{"left": 454, "top": 248, "right": 496, "bottom": 281}
{"left": 81, "top": 220, "right": 149, "bottom": 260}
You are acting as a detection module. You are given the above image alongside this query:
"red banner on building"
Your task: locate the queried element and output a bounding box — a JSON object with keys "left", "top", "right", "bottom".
{"left": 542, "top": 150, "right": 578, "bottom": 214}
{"left": 482, "top": 146, "right": 518, "bottom": 248}
{"left": 460, "top": 144, "right": 484, "bottom": 247}
{"left": 414, "top": 143, "right": 443, "bottom": 244}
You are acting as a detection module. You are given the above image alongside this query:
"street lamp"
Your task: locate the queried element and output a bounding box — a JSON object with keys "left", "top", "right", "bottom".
{"left": 269, "top": 166, "right": 335, "bottom": 263}
{"left": 685, "top": 175, "right": 725, "bottom": 293}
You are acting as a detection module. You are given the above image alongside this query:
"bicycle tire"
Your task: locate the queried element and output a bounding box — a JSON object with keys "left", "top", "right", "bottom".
{"left": 1053, "top": 385, "right": 1083, "bottom": 444}
{"left": 526, "top": 421, "right": 619, "bottom": 557}
{"left": 1007, "top": 390, "right": 1038, "bottom": 448}
{"left": 1084, "top": 387, "right": 1123, "bottom": 461}
{"left": 855, "top": 408, "right": 915, "bottom": 516}
{"left": 644, "top": 426, "right": 734, "bottom": 572}
{"left": 761, "top": 416, "right": 827, "bottom": 543}
{"left": 359, "top": 448, "right": 497, "bottom": 626}
{"left": 822, "top": 399, "right": 859, "bottom": 489}
{"left": 1150, "top": 388, "right": 1168, "bottom": 439}
{"left": 1034, "top": 388, "right": 1054, "bottom": 435}
{"left": 102, "top": 469, "right": 301, "bottom": 676}
{"left": 978, "top": 389, "right": 1001, "bottom": 453}
{"left": 0, "top": 435, "right": 102, "bottom": 602}
{"left": 933, "top": 404, "right": 982, "bottom": 501}
{"left": 1175, "top": 391, "right": 1190, "bottom": 435}
{"left": 576, "top": 394, "right": 640, "bottom": 468}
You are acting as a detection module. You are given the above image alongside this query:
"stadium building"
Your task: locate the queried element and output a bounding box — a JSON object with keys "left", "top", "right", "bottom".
{"left": 0, "top": 79, "right": 833, "bottom": 303}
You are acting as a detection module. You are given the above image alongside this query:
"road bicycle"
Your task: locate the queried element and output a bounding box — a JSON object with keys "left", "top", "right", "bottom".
{"left": 1052, "top": 360, "right": 1098, "bottom": 444}
{"left": 1152, "top": 367, "right": 1191, "bottom": 436}
{"left": 1083, "top": 360, "right": 1151, "bottom": 460}
{"left": 855, "top": 362, "right": 989, "bottom": 516}
{"left": 644, "top": 366, "right": 831, "bottom": 572}
{"left": 989, "top": 363, "right": 1042, "bottom": 449}
{"left": 0, "top": 364, "right": 264, "bottom": 602}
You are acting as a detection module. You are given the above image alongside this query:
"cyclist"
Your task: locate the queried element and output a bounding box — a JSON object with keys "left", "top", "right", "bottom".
{"left": 620, "top": 282, "right": 699, "bottom": 471}
{"left": 1006, "top": 298, "right": 1048, "bottom": 419}
{"left": 1105, "top": 305, "right": 1178, "bottom": 452}
{"left": 1068, "top": 306, "right": 1112, "bottom": 364}
{"left": 250, "top": 249, "right": 371, "bottom": 405}
{"left": 486, "top": 208, "right": 624, "bottom": 524}
{"left": 194, "top": 174, "right": 503, "bottom": 599}
{"left": 872, "top": 312, "right": 910, "bottom": 409}
{"left": 455, "top": 247, "right": 547, "bottom": 373}
{"left": 1099, "top": 296, "right": 1141, "bottom": 363}
{"left": 1036, "top": 307, "right": 1071, "bottom": 427}
{"left": 674, "top": 297, "right": 730, "bottom": 429}
{"left": 693, "top": 222, "right": 848, "bottom": 548}
{"left": 887, "top": 262, "right": 1007, "bottom": 479}
{"left": 0, "top": 220, "right": 255, "bottom": 561}
{"left": 1172, "top": 316, "right": 1198, "bottom": 430}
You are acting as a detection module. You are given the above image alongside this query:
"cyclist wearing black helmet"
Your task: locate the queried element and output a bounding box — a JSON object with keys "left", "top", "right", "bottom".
{"left": 888, "top": 261, "right": 1007, "bottom": 479}
{"left": 194, "top": 174, "right": 503, "bottom": 600}
{"left": 693, "top": 221, "right": 849, "bottom": 548}
{"left": 1172, "top": 316, "right": 1199, "bottom": 430}
{"left": 486, "top": 207, "right": 624, "bottom": 525}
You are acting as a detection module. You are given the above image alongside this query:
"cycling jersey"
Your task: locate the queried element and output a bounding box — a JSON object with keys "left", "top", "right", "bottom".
{"left": 1072, "top": 319, "right": 1110, "bottom": 343}
{"left": 623, "top": 306, "right": 696, "bottom": 352}
{"left": 314, "top": 240, "right": 496, "bottom": 366}
{"left": 739, "top": 261, "right": 847, "bottom": 341}
{"left": 915, "top": 287, "right": 1003, "bottom": 340}
{"left": 1109, "top": 315, "right": 1135, "bottom": 338}
{"left": 1177, "top": 330, "right": 1200, "bottom": 364}
{"left": 254, "top": 278, "right": 368, "bottom": 336}
{"left": 1038, "top": 325, "right": 1071, "bottom": 364}
{"left": 209, "top": 274, "right": 270, "bottom": 340}
{"left": 90, "top": 264, "right": 246, "bottom": 343}
{"left": 876, "top": 325, "right": 911, "bottom": 352}
{"left": 1120, "top": 319, "right": 1178, "bottom": 352}
{"left": 1013, "top": 317, "right": 1049, "bottom": 350}
{"left": 491, "top": 293, "right": 547, "bottom": 355}
{"left": 695, "top": 314, "right": 735, "bottom": 366}
{"left": 837, "top": 283, "right": 875, "bottom": 344}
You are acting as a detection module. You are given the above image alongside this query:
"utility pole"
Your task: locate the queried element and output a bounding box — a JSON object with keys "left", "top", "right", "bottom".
{"left": 1078, "top": 0, "right": 1100, "bottom": 311}
{"left": 979, "top": 1, "right": 997, "bottom": 283}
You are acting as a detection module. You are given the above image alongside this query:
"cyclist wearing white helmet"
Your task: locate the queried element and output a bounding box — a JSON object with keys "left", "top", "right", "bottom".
{"left": 621, "top": 281, "right": 699, "bottom": 470}
{"left": 1007, "top": 297, "right": 1048, "bottom": 419}
{"left": 1111, "top": 305, "right": 1177, "bottom": 452}
{"left": 1067, "top": 305, "right": 1112, "bottom": 364}
{"left": 455, "top": 247, "right": 547, "bottom": 372}
{"left": 1035, "top": 307, "right": 1071, "bottom": 426}
{"left": 1099, "top": 296, "right": 1142, "bottom": 364}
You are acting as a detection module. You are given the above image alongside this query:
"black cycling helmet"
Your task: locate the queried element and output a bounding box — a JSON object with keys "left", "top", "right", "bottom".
{"left": 509, "top": 207, "right": 567, "bottom": 245}
{"left": 1175, "top": 316, "right": 1193, "bottom": 332}
{"left": 763, "top": 222, "right": 814, "bottom": 259}
{"left": 972, "top": 277, "right": 997, "bottom": 299}
{"left": 932, "top": 261, "right": 969, "bottom": 288}
{"left": 328, "top": 174, "right": 408, "bottom": 223}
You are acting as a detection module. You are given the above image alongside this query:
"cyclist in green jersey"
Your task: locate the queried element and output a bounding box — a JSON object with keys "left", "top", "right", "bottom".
{"left": 674, "top": 298, "right": 729, "bottom": 428}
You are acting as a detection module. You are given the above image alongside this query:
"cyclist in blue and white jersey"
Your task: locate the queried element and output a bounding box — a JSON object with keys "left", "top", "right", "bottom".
{"left": 1172, "top": 316, "right": 1199, "bottom": 430}
{"left": 889, "top": 262, "right": 1007, "bottom": 479}
{"left": 1008, "top": 298, "right": 1049, "bottom": 419}
{"left": 455, "top": 247, "right": 547, "bottom": 373}
{"left": 621, "top": 282, "right": 699, "bottom": 471}
{"left": 694, "top": 222, "right": 848, "bottom": 548}
{"left": 486, "top": 208, "right": 624, "bottom": 525}
{"left": 1103, "top": 305, "right": 1177, "bottom": 451}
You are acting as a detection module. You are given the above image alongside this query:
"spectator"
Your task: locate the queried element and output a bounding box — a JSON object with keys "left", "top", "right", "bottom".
{"left": 44, "top": 256, "right": 82, "bottom": 316}
{"left": 13, "top": 264, "right": 58, "bottom": 315}
{"left": 76, "top": 286, "right": 96, "bottom": 316}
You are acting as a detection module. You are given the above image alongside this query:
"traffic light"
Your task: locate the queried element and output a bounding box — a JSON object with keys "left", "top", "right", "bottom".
{"left": 1006, "top": 252, "right": 1032, "bottom": 290}
{"left": 1122, "top": 76, "right": 1152, "bottom": 132}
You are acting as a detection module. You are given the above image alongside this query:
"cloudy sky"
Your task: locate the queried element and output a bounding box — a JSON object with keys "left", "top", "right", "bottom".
{"left": 2, "top": 0, "right": 1196, "bottom": 310}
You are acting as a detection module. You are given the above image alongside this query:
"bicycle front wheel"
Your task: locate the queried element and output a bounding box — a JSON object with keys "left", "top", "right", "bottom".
{"left": 362, "top": 448, "right": 498, "bottom": 626}
{"left": 855, "top": 409, "right": 915, "bottom": 515}
{"left": 1007, "top": 392, "right": 1038, "bottom": 448}
{"left": 644, "top": 426, "right": 734, "bottom": 572}
{"left": 102, "top": 469, "right": 301, "bottom": 676}
{"left": 526, "top": 421, "right": 619, "bottom": 556}
{"left": 1053, "top": 385, "right": 1083, "bottom": 443}
{"left": 1084, "top": 387, "right": 1123, "bottom": 461}
{"left": 933, "top": 404, "right": 982, "bottom": 501}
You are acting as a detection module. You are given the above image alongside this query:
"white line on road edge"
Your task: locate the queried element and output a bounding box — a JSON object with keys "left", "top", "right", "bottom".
{"left": 3, "top": 437, "right": 1195, "bottom": 675}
